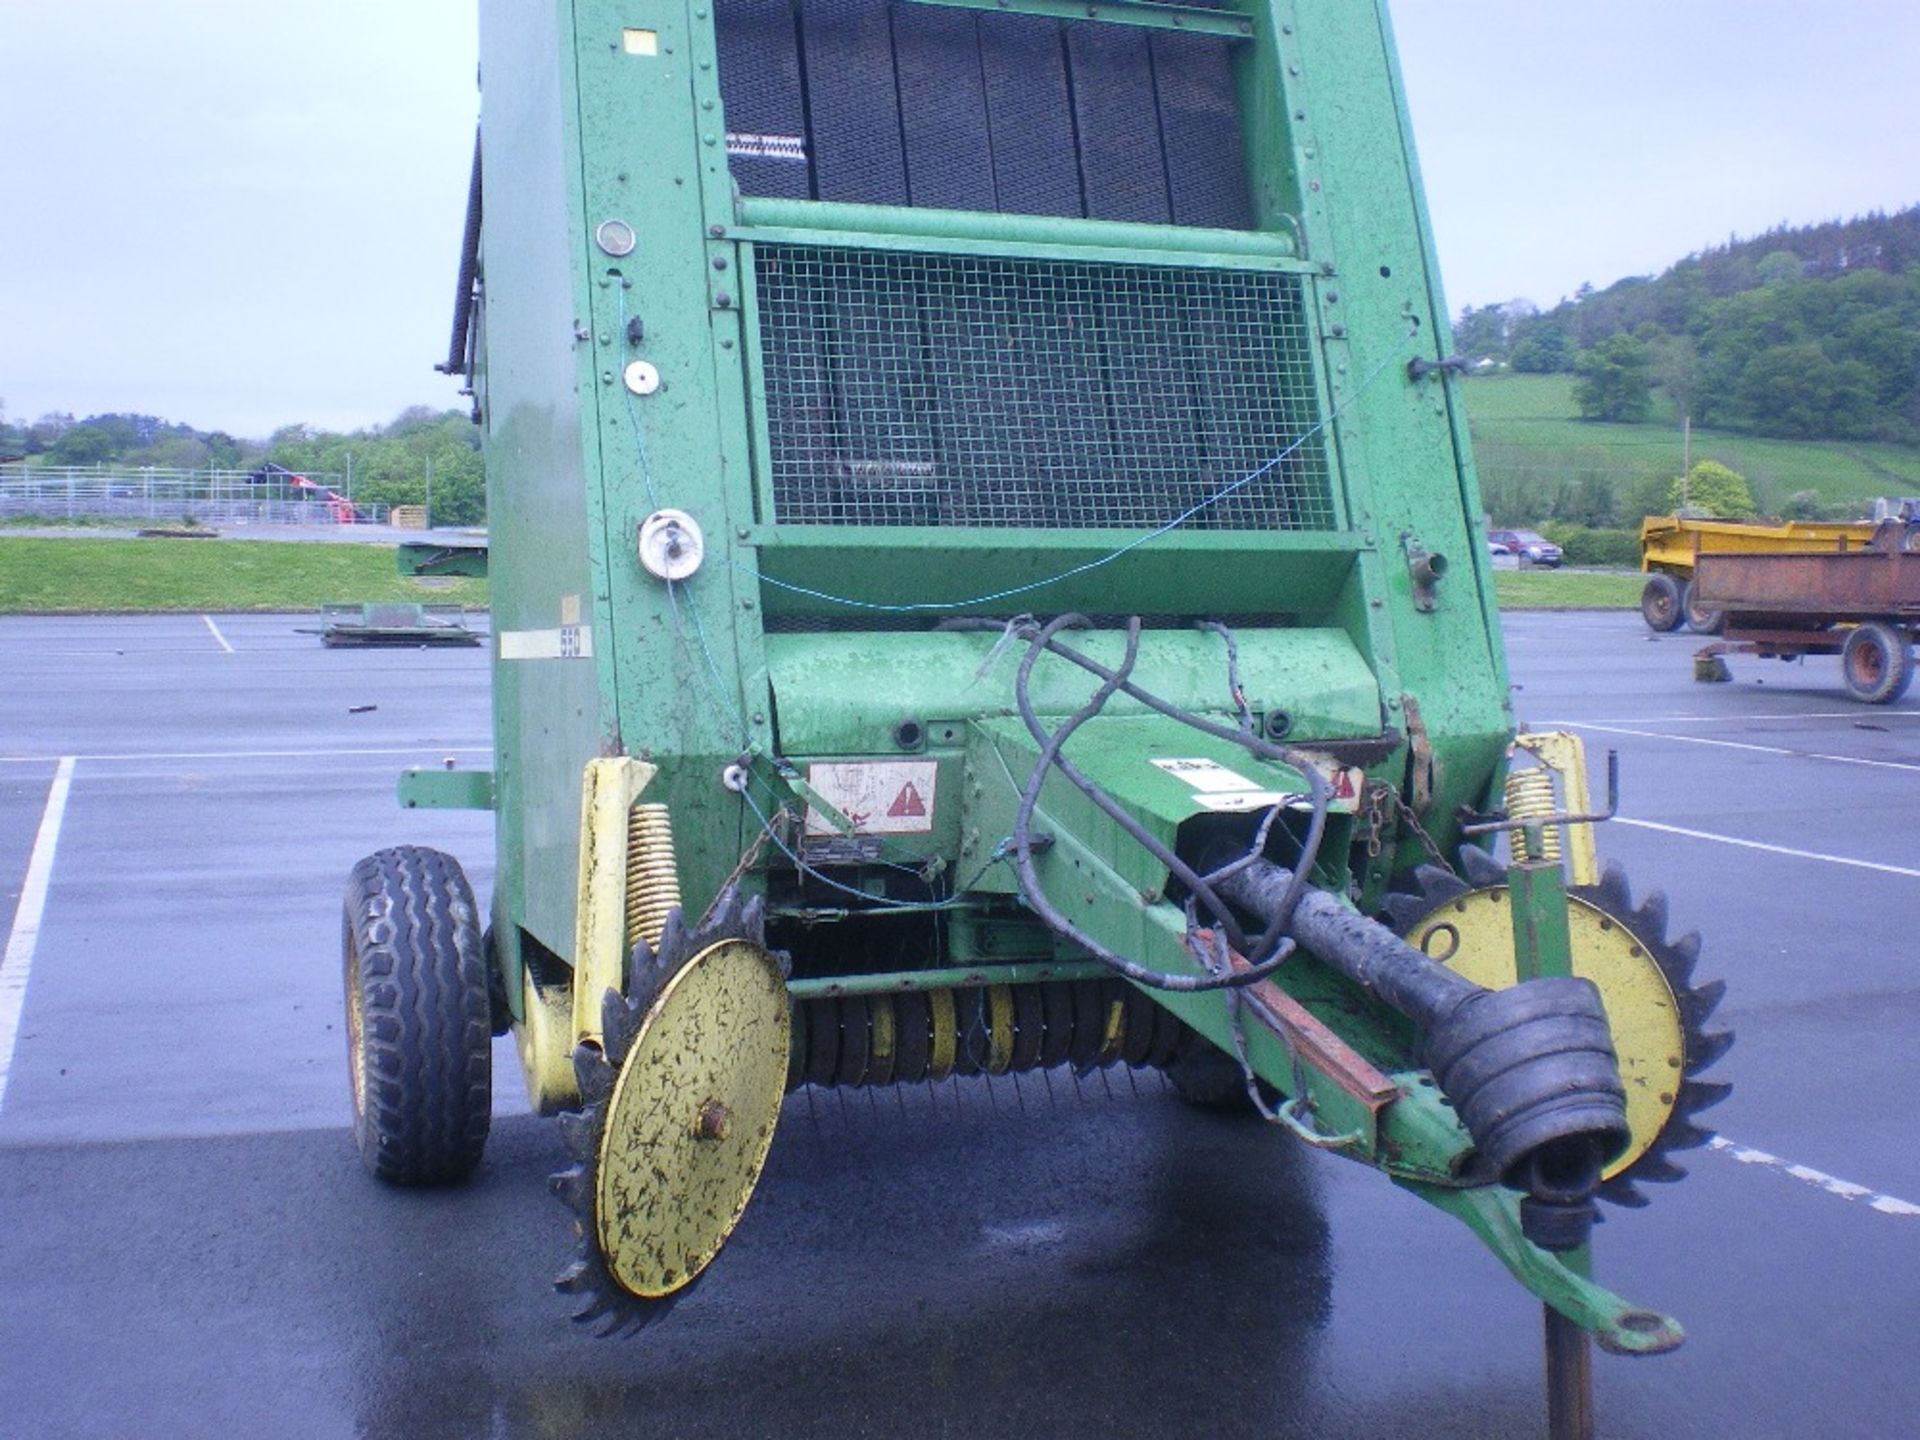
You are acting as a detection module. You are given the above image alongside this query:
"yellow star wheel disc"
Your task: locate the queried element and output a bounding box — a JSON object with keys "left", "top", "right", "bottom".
{"left": 594, "top": 936, "right": 791, "bottom": 1300}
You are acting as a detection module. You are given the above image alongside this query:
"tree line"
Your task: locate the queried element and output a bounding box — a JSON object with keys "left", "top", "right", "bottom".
{"left": 0, "top": 403, "right": 485, "bottom": 526}
{"left": 1455, "top": 206, "right": 1920, "bottom": 442}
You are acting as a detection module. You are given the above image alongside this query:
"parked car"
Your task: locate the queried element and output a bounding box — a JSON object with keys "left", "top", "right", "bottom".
{"left": 1488, "top": 529, "right": 1563, "bottom": 567}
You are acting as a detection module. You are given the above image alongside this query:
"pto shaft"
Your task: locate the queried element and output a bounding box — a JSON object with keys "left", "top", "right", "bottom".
{"left": 1215, "top": 858, "right": 1629, "bottom": 1204}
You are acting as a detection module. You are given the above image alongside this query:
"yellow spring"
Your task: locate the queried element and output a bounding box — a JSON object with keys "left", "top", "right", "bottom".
{"left": 624, "top": 802, "right": 681, "bottom": 951}
{"left": 1503, "top": 768, "right": 1563, "bottom": 865}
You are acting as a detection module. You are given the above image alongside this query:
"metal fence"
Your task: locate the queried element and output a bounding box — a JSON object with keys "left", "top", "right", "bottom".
{"left": 0, "top": 465, "right": 387, "bottom": 526}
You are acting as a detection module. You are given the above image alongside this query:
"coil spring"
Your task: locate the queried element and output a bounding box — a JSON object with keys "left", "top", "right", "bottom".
{"left": 624, "top": 802, "right": 681, "bottom": 951}
{"left": 1503, "top": 768, "right": 1563, "bottom": 864}
{"left": 785, "top": 978, "right": 1196, "bottom": 1091}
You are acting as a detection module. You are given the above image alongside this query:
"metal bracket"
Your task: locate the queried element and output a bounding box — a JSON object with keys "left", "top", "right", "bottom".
{"left": 1457, "top": 749, "right": 1620, "bottom": 839}
{"left": 1407, "top": 354, "right": 1470, "bottom": 381}
{"left": 397, "top": 538, "right": 489, "bottom": 578}
{"left": 1405, "top": 1181, "right": 1684, "bottom": 1356}
{"left": 1401, "top": 694, "right": 1436, "bottom": 812}
{"left": 1512, "top": 732, "right": 1603, "bottom": 887}
{"left": 1400, "top": 532, "right": 1447, "bottom": 613}
{"left": 397, "top": 767, "right": 496, "bottom": 811}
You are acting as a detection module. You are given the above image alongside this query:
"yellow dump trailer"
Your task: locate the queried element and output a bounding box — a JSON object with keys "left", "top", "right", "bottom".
{"left": 1638, "top": 515, "right": 1879, "bottom": 633}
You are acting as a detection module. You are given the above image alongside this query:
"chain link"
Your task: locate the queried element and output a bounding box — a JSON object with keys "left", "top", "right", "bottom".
{"left": 1362, "top": 781, "right": 1390, "bottom": 861}
{"left": 1363, "top": 780, "right": 1459, "bottom": 879}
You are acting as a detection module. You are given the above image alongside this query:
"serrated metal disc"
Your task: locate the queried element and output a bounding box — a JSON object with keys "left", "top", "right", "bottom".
{"left": 1397, "top": 878, "right": 1717, "bottom": 1185}
{"left": 593, "top": 937, "right": 790, "bottom": 1301}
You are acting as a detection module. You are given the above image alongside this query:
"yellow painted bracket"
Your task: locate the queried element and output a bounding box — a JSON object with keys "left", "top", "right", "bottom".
{"left": 572, "top": 756, "right": 660, "bottom": 1045}
{"left": 512, "top": 754, "right": 661, "bottom": 1113}
{"left": 515, "top": 967, "right": 580, "bottom": 1115}
{"left": 1513, "top": 732, "right": 1599, "bottom": 887}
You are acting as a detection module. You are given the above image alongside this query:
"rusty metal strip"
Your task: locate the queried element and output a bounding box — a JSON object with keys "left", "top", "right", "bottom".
{"left": 1711, "top": 629, "right": 1845, "bottom": 653}
{"left": 1203, "top": 933, "right": 1400, "bottom": 1112}
{"left": 1402, "top": 694, "right": 1435, "bottom": 812}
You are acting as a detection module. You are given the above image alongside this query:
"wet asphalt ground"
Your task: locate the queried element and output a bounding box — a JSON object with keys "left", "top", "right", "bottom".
{"left": 1, "top": 610, "right": 1915, "bottom": 1440}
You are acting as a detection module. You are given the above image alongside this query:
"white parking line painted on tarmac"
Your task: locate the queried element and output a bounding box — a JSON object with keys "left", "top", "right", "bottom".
{"left": 0, "top": 756, "right": 76, "bottom": 1114}
{"left": 1546, "top": 711, "right": 1920, "bottom": 725}
{"left": 0, "top": 745, "right": 493, "bottom": 765}
{"left": 0, "top": 648, "right": 244, "bottom": 657}
{"left": 201, "top": 615, "right": 235, "bottom": 653}
{"left": 1711, "top": 1136, "right": 1920, "bottom": 1218}
{"left": 1615, "top": 817, "right": 1920, "bottom": 879}
{"left": 1559, "top": 721, "right": 1920, "bottom": 774}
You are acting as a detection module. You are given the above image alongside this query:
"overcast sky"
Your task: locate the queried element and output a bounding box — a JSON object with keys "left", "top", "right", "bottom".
{"left": 1, "top": 1, "right": 1913, "bottom": 438}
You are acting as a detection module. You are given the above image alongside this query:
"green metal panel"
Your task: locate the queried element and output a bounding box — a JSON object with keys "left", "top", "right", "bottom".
{"left": 785, "top": 961, "right": 1112, "bottom": 1000}
{"left": 476, "top": 0, "right": 618, "bottom": 980}
{"left": 1261, "top": 0, "right": 1514, "bottom": 838}
{"left": 571, "top": 0, "right": 774, "bottom": 923}
{"left": 745, "top": 533, "right": 1366, "bottom": 620}
{"left": 731, "top": 198, "right": 1298, "bottom": 262}
{"left": 396, "top": 537, "right": 490, "bottom": 578}
{"left": 398, "top": 767, "right": 497, "bottom": 811}
{"left": 767, "top": 627, "right": 1383, "bottom": 755}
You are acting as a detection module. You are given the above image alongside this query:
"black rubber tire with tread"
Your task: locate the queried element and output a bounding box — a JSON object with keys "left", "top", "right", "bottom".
{"left": 1841, "top": 622, "right": 1914, "bottom": 704}
{"left": 343, "top": 846, "right": 492, "bottom": 1185}
{"left": 1680, "top": 581, "right": 1725, "bottom": 635}
{"left": 1640, "top": 574, "right": 1684, "bottom": 632}
{"left": 1165, "top": 1036, "right": 1255, "bottom": 1111}
{"left": 480, "top": 925, "right": 513, "bottom": 1037}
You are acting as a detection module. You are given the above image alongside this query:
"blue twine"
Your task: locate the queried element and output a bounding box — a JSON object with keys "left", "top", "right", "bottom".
{"left": 729, "top": 342, "right": 1413, "bottom": 614}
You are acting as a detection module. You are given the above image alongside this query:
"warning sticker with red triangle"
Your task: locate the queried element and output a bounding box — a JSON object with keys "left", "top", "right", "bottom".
{"left": 804, "top": 761, "right": 939, "bottom": 836}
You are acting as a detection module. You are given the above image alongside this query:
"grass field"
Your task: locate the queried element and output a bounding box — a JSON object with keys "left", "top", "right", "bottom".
{"left": 0, "top": 537, "right": 487, "bottom": 613}
{"left": 1492, "top": 568, "right": 1640, "bottom": 610}
{"left": 1465, "top": 374, "right": 1920, "bottom": 513}
{"left": 0, "top": 533, "right": 1628, "bottom": 616}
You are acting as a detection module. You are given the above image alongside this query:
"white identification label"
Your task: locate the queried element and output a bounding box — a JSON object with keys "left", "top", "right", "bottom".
{"left": 498, "top": 625, "right": 593, "bottom": 661}
{"left": 805, "top": 761, "right": 938, "bottom": 836}
{"left": 1151, "top": 757, "right": 1266, "bottom": 793}
{"left": 726, "top": 132, "right": 809, "bottom": 163}
{"left": 1152, "top": 756, "right": 1367, "bottom": 815}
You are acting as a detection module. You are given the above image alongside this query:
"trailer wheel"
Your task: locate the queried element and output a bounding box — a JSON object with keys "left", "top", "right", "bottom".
{"left": 1840, "top": 623, "right": 1914, "bottom": 705}
{"left": 343, "top": 846, "right": 492, "bottom": 1184}
{"left": 1681, "top": 582, "right": 1725, "bottom": 635}
{"left": 1640, "top": 574, "right": 1684, "bottom": 632}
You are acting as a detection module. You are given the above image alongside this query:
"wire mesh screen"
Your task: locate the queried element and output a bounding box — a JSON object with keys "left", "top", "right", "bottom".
{"left": 754, "top": 246, "right": 1335, "bottom": 531}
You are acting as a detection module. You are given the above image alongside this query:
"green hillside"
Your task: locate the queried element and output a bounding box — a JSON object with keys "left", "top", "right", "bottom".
{"left": 1464, "top": 374, "right": 1920, "bottom": 524}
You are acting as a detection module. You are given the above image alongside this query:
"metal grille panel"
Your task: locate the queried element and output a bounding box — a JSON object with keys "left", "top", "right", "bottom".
{"left": 755, "top": 247, "right": 1334, "bottom": 531}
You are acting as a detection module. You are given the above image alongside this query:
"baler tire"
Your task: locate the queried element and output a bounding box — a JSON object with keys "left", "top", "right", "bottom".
{"left": 1640, "top": 574, "right": 1685, "bottom": 633}
{"left": 1164, "top": 1037, "right": 1254, "bottom": 1112}
{"left": 342, "top": 846, "right": 492, "bottom": 1186}
{"left": 1037, "top": 982, "right": 1075, "bottom": 1069}
{"left": 1841, "top": 622, "right": 1914, "bottom": 704}
{"left": 896, "top": 992, "right": 934, "bottom": 1084}
{"left": 1680, "top": 582, "right": 1725, "bottom": 635}
{"left": 480, "top": 925, "right": 513, "bottom": 1037}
